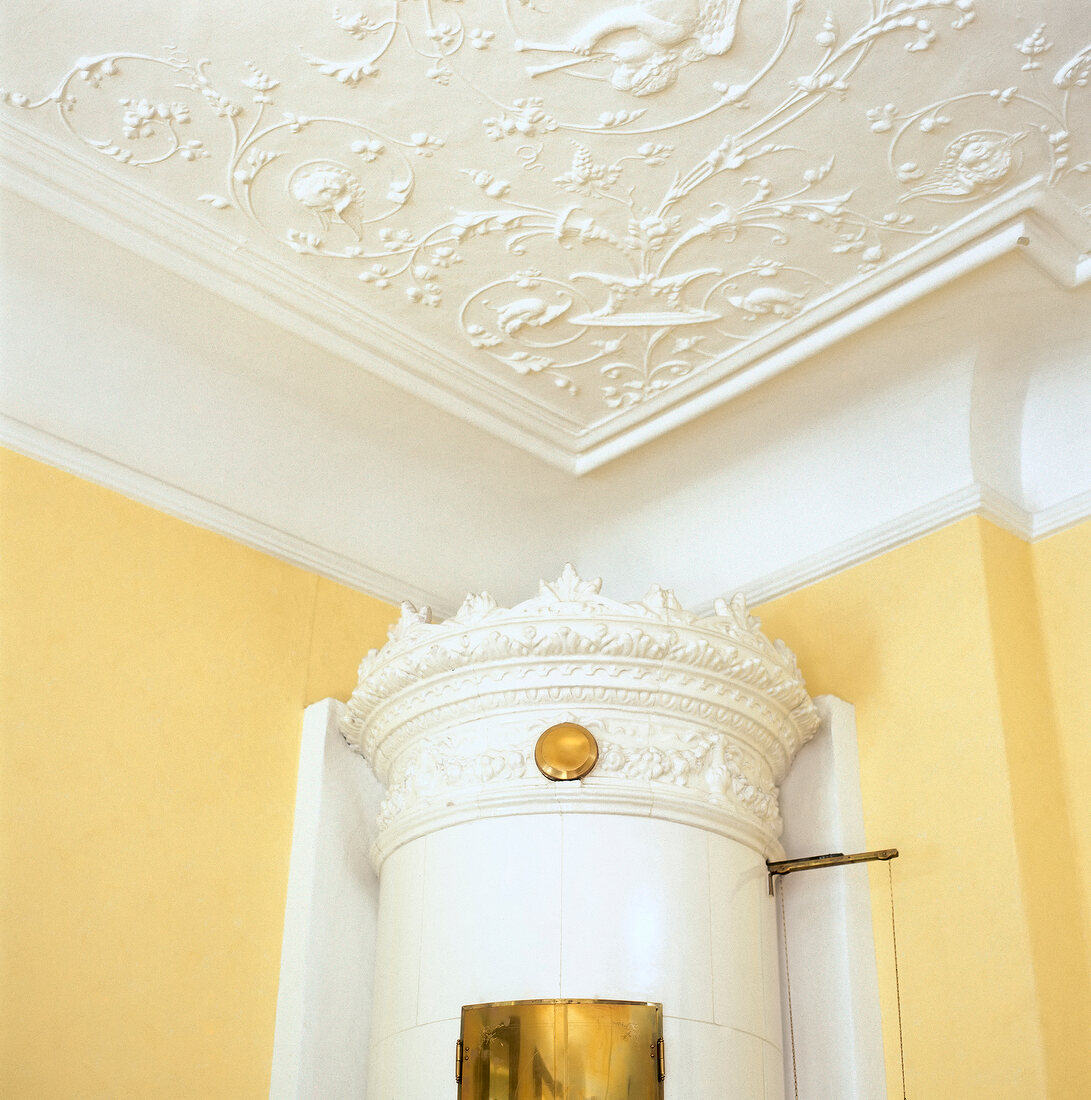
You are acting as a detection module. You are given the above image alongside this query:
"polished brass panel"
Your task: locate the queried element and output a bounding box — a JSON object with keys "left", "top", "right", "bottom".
{"left": 457, "top": 998, "right": 663, "bottom": 1099}
{"left": 534, "top": 723, "right": 599, "bottom": 781}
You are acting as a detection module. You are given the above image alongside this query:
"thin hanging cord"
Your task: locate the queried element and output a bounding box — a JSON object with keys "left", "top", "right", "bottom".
{"left": 888, "top": 860, "right": 908, "bottom": 1100}
{"left": 777, "top": 877, "right": 800, "bottom": 1100}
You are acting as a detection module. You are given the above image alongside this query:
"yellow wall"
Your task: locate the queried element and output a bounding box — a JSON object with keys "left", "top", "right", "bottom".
{"left": 1030, "top": 521, "right": 1091, "bottom": 1088}
{"left": 758, "top": 515, "right": 1091, "bottom": 1099}
{"left": 0, "top": 448, "right": 396, "bottom": 1098}
{"left": 1032, "top": 521, "right": 1091, "bottom": 946}
{"left": 4, "top": 446, "right": 1088, "bottom": 1098}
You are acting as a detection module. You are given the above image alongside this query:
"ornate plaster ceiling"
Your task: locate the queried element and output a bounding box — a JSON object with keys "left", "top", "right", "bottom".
{"left": 1, "top": 0, "right": 1090, "bottom": 472}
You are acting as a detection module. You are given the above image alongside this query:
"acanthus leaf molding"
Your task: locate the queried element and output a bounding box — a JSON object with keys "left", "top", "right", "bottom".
{"left": 340, "top": 566, "right": 819, "bottom": 866}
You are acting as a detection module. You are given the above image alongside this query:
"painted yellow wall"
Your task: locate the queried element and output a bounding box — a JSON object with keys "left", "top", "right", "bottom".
{"left": 0, "top": 448, "right": 396, "bottom": 1098}
{"left": 1032, "top": 520, "right": 1091, "bottom": 940}
{"left": 4, "top": 446, "right": 1088, "bottom": 1098}
{"left": 757, "top": 515, "right": 1091, "bottom": 1099}
{"left": 1030, "top": 521, "right": 1091, "bottom": 1084}
{"left": 979, "top": 522, "right": 1091, "bottom": 1097}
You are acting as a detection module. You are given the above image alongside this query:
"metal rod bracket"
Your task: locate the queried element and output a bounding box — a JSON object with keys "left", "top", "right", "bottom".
{"left": 766, "top": 848, "right": 898, "bottom": 895}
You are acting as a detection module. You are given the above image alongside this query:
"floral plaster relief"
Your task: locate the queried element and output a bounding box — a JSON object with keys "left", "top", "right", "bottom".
{"left": 2, "top": 0, "right": 1089, "bottom": 454}
{"left": 339, "top": 566, "right": 819, "bottom": 863}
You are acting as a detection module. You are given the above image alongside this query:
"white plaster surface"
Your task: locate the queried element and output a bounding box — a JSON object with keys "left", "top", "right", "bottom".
{"left": 270, "top": 700, "right": 383, "bottom": 1100}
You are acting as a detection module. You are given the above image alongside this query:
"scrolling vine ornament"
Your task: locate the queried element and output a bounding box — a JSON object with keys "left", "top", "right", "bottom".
{"left": 3, "top": 2, "right": 1089, "bottom": 418}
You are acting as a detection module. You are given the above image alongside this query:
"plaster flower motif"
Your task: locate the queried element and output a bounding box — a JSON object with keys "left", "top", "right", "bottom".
{"left": 636, "top": 141, "right": 673, "bottom": 165}
{"left": 624, "top": 215, "right": 680, "bottom": 252}
{"left": 462, "top": 169, "right": 510, "bottom": 198}
{"left": 482, "top": 98, "right": 556, "bottom": 141}
{"left": 867, "top": 104, "right": 898, "bottom": 133}
{"left": 119, "top": 98, "right": 189, "bottom": 139}
{"left": 427, "top": 23, "right": 459, "bottom": 50}
{"left": 179, "top": 139, "right": 208, "bottom": 161}
{"left": 493, "top": 295, "right": 570, "bottom": 335}
{"left": 351, "top": 138, "right": 385, "bottom": 161}
{"left": 728, "top": 286, "right": 806, "bottom": 318}
{"left": 553, "top": 144, "right": 623, "bottom": 198}
{"left": 1016, "top": 24, "right": 1052, "bottom": 70}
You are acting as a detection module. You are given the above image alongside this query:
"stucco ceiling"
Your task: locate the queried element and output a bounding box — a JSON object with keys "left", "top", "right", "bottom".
{"left": 1, "top": 1, "right": 1090, "bottom": 611}
{"left": 2, "top": 0, "right": 1089, "bottom": 471}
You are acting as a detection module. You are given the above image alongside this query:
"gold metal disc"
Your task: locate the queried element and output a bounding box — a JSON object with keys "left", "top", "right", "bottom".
{"left": 534, "top": 722, "right": 599, "bottom": 781}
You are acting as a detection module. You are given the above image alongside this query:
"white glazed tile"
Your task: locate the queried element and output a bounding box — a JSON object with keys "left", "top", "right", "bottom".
{"left": 709, "top": 832, "right": 769, "bottom": 1036}
{"left": 365, "top": 1032, "right": 387, "bottom": 1099}
{"left": 368, "top": 1016, "right": 460, "bottom": 1100}
{"left": 559, "top": 814, "right": 713, "bottom": 1022}
{"left": 416, "top": 814, "right": 563, "bottom": 1024}
{"left": 662, "top": 1017, "right": 765, "bottom": 1100}
{"left": 763, "top": 1037, "right": 787, "bottom": 1100}
{"left": 370, "top": 836, "right": 426, "bottom": 1042}
{"left": 761, "top": 882, "right": 787, "bottom": 1048}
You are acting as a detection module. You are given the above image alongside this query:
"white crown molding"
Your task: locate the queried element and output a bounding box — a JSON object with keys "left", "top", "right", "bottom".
{"left": 3, "top": 110, "right": 1089, "bottom": 474}
{"left": 1017, "top": 189, "right": 1091, "bottom": 289}
{"left": 0, "top": 414, "right": 454, "bottom": 615}
{"left": 576, "top": 182, "right": 1091, "bottom": 471}
{"left": 723, "top": 482, "right": 1091, "bottom": 609}
{"left": 0, "top": 117, "right": 583, "bottom": 471}
{"left": 712, "top": 485, "right": 993, "bottom": 608}
{"left": 977, "top": 484, "right": 1036, "bottom": 541}
{"left": 7, "top": 414, "right": 1088, "bottom": 619}
{"left": 1033, "top": 488, "right": 1091, "bottom": 540}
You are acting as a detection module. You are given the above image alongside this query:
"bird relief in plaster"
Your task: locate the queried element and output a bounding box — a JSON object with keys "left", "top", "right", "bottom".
{"left": 2, "top": 2, "right": 1089, "bottom": 425}
{"left": 513, "top": 0, "right": 745, "bottom": 97}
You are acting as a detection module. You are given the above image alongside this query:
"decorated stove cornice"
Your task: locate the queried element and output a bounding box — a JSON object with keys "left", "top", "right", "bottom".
{"left": 340, "top": 566, "right": 820, "bottom": 864}
{"left": 3, "top": 1, "right": 1090, "bottom": 470}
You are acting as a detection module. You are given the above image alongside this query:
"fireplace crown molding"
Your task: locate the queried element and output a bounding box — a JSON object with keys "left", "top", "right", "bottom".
{"left": 341, "top": 566, "right": 819, "bottom": 865}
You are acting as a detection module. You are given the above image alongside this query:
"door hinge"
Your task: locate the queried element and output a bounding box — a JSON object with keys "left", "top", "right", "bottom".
{"left": 455, "top": 1038, "right": 463, "bottom": 1084}
{"left": 657, "top": 1037, "right": 666, "bottom": 1081}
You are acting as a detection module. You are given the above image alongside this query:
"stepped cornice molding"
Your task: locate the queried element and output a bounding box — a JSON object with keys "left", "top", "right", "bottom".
{"left": 4, "top": 416, "right": 1089, "bottom": 619}
{"left": 0, "top": 414, "right": 451, "bottom": 613}
{"left": 2, "top": 117, "right": 1087, "bottom": 473}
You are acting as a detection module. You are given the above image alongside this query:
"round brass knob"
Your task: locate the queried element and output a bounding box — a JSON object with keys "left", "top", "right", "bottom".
{"left": 534, "top": 722, "right": 599, "bottom": 781}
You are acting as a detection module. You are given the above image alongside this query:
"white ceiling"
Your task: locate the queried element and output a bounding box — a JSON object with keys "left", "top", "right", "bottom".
{"left": 2, "top": 0, "right": 1090, "bottom": 612}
